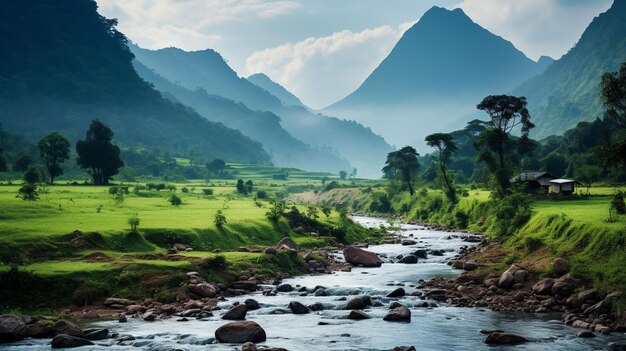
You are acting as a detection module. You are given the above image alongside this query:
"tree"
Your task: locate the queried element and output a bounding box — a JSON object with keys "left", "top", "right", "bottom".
{"left": 574, "top": 165, "right": 602, "bottom": 195}
{"left": 349, "top": 168, "right": 358, "bottom": 179}
{"left": 542, "top": 152, "right": 568, "bottom": 177}
{"left": 600, "top": 62, "right": 626, "bottom": 167}
{"left": 236, "top": 179, "right": 248, "bottom": 195}
{"left": 611, "top": 191, "right": 626, "bottom": 215}
{"left": 0, "top": 148, "right": 6, "bottom": 172}
{"left": 168, "top": 193, "right": 182, "bottom": 206}
{"left": 382, "top": 146, "right": 420, "bottom": 195}
{"left": 426, "top": 133, "right": 458, "bottom": 202}
{"left": 475, "top": 95, "right": 535, "bottom": 196}
{"left": 245, "top": 180, "right": 254, "bottom": 193}
{"left": 16, "top": 184, "right": 39, "bottom": 201}
{"left": 13, "top": 155, "right": 33, "bottom": 173}
{"left": 127, "top": 215, "right": 140, "bottom": 233}
{"left": 339, "top": 170, "right": 347, "bottom": 180}
{"left": 38, "top": 132, "right": 70, "bottom": 184}
{"left": 266, "top": 199, "right": 287, "bottom": 222}
{"left": 206, "top": 159, "right": 226, "bottom": 176}
{"left": 214, "top": 210, "right": 227, "bottom": 228}
{"left": 23, "top": 166, "right": 41, "bottom": 184}
{"left": 76, "top": 120, "right": 124, "bottom": 185}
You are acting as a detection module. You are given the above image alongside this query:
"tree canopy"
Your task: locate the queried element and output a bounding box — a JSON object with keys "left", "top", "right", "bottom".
{"left": 425, "top": 133, "right": 457, "bottom": 201}
{"left": 382, "top": 146, "right": 420, "bottom": 195}
{"left": 38, "top": 132, "right": 70, "bottom": 184}
{"left": 76, "top": 120, "right": 124, "bottom": 185}
{"left": 600, "top": 61, "right": 626, "bottom": 167}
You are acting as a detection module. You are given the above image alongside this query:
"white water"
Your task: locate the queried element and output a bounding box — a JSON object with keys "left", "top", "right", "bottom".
{"left": 3, "top": 216, "right": 625, "bottom": 350}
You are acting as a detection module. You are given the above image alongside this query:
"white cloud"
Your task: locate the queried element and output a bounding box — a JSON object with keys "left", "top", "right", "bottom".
{"left": 245, "top": 23, "right": 413, "bottom": 109}
{"left": 96, "top": 0, "right": 301, "bottom": 50}
{"left": 454, "top": 0, "right": 613, "bottom": 60}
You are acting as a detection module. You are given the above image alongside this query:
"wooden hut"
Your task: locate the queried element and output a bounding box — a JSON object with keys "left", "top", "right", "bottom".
{"left": 549, "top": 179, "right": 580, "bottom": 195}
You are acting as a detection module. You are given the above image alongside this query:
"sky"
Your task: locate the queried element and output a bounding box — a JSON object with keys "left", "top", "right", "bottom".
{"left": 96, "top": 0, "right": 613, "bottom": 109}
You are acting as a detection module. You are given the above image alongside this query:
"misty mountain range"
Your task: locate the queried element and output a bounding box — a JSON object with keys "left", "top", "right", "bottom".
{"left": 0, "top": 0, "right": 624, "bottom": 177}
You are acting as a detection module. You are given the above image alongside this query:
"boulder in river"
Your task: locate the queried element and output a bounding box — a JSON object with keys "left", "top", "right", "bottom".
{"left": 53, "top": 320, "right": 84, "bottom": 337}
{"left": 345, "top": 298, "right": 367, "bottom": 310}
{"left": 245, "top": 299, "right": 261, "bottom": 311}
{"left": 532, "top": 278, "right": 555, "bottom": 295}
{"left": 0, "top": 315, "right": 28, "bottom": 343}
{"left": 242, "top": 342, "right": 257, "bottom": 351}
{"left": 348, "top": 311, "right": 371, "bottom": 320}
{"left": 413, "top": 249, "right": 428, "bottom": 259}
{"left": 215, "top": 321, "right": 267, "bottom": 343}
{"left": 276, "top": 283, "right": 293, "bottom": 292}
{"left": 483, "top": 332, "right": 528, "bottom": 345}
{"left": 83, "top": 328, "right": 109, "bottom": 341}
{"left": 550, "top": 274, "right": 580, "bottom": 298}
{"left": 387, "top": 288, "right": 406, "bottom": 298}
{"left": 51, "top": 334, "right": 94, "bottom": 349}
{"left": 288, "top": 301, "right": 310, "bottom": 314}
{"left": 609, "top": 342, "right": 626, "bottom": 351}
{"left": 222, "top": 305, "right": 248, "bottom": 320}
{"left": 343, "top": 246, "right": 382, "bottom": 267}
{"left": 399, "top": 255, "right": 418, "bottom": 264}
{"left": 190, "top": 283, "right": 218, "bottom": 298}
{"left": 383, "top": 306, "right": 411, "bottom": 322}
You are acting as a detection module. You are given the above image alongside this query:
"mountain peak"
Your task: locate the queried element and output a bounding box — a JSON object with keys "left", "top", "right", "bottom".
{"left": 247, "top": 73, "right": 306, "bottom": 108}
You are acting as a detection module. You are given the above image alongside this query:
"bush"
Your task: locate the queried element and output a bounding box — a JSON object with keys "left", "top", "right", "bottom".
{"left": 72, "top": 282, "right": 109, "bottom": 306}
{"left": 490, "top": 192, "right": 533, "bottom": 240}
{"left": 324, "top": 181, "right": 339, "bottom": 191}
{"left": 321, "top": 205, "right": 332, "bottom": 217}
{"left": 306, "top": 206, "right": 319, "bottom": 219}
{"left": 611, "top": 191, "right": 626, "bottom": 214}
{"left": 169, "top": 193, "right": 182, "bottom": 206}
{"left": 133, "top": 185, "right": 146, "bottom": 194}
{"left": 166, "top": 184, "right": 177, "bottom": 192}
{"left": 127, "top": 214, "right": 140, "bottom": 232}
{"left": 522, "top": 237, "right": 544, "bottom": 252}
{"left": 214, "top": 210, "right": 227, "bottom": 228}
{"left": 236, "top": 179, "right": 248, "bottom": 195}
{"left": 181, "top": 187, "right": 189, "bottom": 193}
{"left": 147, "top": 183, "right": 166, "bottom": 191}
{"left": 266, "top": 200, "right": 287, "bottom": 222}
{"left": 201, "top": 255, "right": 227, "bottom": 270}
{"left": 108, "top": 186, "right": 129, "bottom": 195}
{"left": 16, "top": 184, "right": 39, "bottom": 201}
{"left": 23, "top": 166, "right": 41, "bottom": 184}
{"left": 202, "top": 188, "right": 214, "bottom": 196}
{"left": 256, "top": 190, "right": 268, "bottom": 199}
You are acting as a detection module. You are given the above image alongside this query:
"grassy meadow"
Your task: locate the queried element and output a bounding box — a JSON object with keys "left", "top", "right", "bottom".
{"left": 0, "top": 164, "right": 384, "bottom": 313}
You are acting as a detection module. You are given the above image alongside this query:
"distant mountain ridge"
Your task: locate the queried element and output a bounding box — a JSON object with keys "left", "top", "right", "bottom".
{"left": 133, "top": 61, "right": 351, "bottom": 172}
{"left": 0, "top": 0, "right": 269, "bottom": 164}
{"left": 133, "top": 45, "right": 393, "bottom": 178}
{"left": 513, "top": 0, "right": 626, "bottom": 138}
{"left": 247, "top": 73, "right": 306, "bottom": 108}
{"left": 324, "top": 6, "right": 550, "bottom": 150}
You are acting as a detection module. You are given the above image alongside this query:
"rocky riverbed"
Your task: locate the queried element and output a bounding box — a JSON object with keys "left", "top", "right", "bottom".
{"left": 1, "top": 216, "right": 626, "bottom": 350}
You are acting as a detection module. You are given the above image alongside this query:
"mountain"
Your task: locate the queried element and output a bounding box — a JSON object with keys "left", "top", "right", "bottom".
{"left": 131, "top": 46, "right": 282, "bottom": 111}
{"left": 133, "top": 46, "right": 393, "bottom": 178}
{"left": 325, "top": 6, "right": 549, "bottom": 150}
{"left": 513, "top": 0, "right": 626, "bottom": 138}
{"left": 0, "top": 0, "right": 269, "bottom": 164}
{"left": 247, "top": 73, "right": 306, "bottom": 108}
{"left": 133, "top": 61, "right": 351, "bottom": 172}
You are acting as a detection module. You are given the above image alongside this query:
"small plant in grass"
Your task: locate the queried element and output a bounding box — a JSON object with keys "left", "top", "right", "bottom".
{"left": 169, "top": 193, "right": 182, "bottom": 206}
{"left": 306, "top": 205, "right": 319, "bottom": 219}
{"left": 16, "top": 184, "right": 39, "bottom": 201}
{"left": 96, "top": 204, "right": 103, "bottom": 213}
{"left": 321, "top": 205, "right": 332, "bottom": 217}
{"left": 266, "top": 199, "right": 287, "bottom": 222}
{"left": 214, "top": 210, "right": 227, "bottom": 228}
{"left": 128, "top": 214, "right": 140, "bottom": 232}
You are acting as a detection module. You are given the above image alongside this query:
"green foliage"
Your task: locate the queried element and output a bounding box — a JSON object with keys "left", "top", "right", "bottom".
{"left": 166, "top": 184, "right": 177, "bottom": 192}
{"left": 324, "top": 181, "right": 340, "bottom": 191}
{"left": 245, "top": 180, "right": 254, "bottom": 193}
{"left": 202, "top": 188, "right": 214, "bottom": 196}
{"left": 76, "top": 120, "right": 124, "bottom": 185}
{"left": 611, "top": 191, "right": 626, "bottom": 214}
{"left": 236, "top": 179, "right": 248, "bottom": 195}
{"left": 23, "top": 166, "right": 41, "bottom": 184}
{"left": 265, "top": 199, "right": 287, "bottom": 222}
{"left": 542, "top": 152, "right": 568, "bottom": 177}
{"left": 256, "top": 190, "right": 268, "bottom": 199}
{"left": 339, "top": 170, "right": 347, "bottom": 180}
{"left": 489, "top": 192, "right": 534, "bottom": 240}
{"left": 206, "top": 159, "right": 226, "bottom": 176}
{"left": 425, "top": 132, "right": 458, "bottom": 202}
{"left": 127, "top": 214, "right": 140, "bottom": 233}
{"left": 214, "top": 210, "right": 227, "bottom": 228}
{"left": 575, "top": 165, "right": 603, "bottom": 194}
{"left": 321, "top": 205, "right": 332, "bottom": 217}
{"left": 37, "top": 132, "right": 70, "bottom": 184}
{"left": 368, "top": 192, "right": 391, "bottom": 213}
{"left": 16, "top": 184, "right": 39, "bottom": 201}
{"left": 201, "top": 255, "right": 227, "bottom": 271}
{"left": 168, "top": 193, "right": 182, "bottom": 206}
{"left": 600, "top": 61, "right": 626, "bottom": 168}
{"left": 383, "top": 146, "right": 420, "bottom": 195}
{"left": 306, "top": 206, "right": 319, "bottom": 219}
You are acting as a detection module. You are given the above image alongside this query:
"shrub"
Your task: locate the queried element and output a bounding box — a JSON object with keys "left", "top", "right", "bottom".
{"left": 490, "top": 192, "right": 533, "bottom": 240}
{"left": 127, "top": 214, "right": 140, "bottom": 232}
{"left": 214, "top": 210, "right": 227, "bottom": 228}
{"left": 16, "top": 184, "right": 39, "bottom": 201}
{"left": 201, "top": 255, "right": 227, "bottom": 270}
{"left": 147, "top": 183, "right": 166, "bottom": 191}
{"left": 166, "top": 184, "right": 177, "bottom": 192}
{"left": 169, "top": 193, "right": 182, "bottom": 206}
{"left": 523, "top": 237, "right": 544, "bottom": 252}
{"left": 133, "top": 185, "right": 146, "bottom": 194}
{"left": 266, "top": 199, "right": 287, "bottom": 222}
{"left": 611, "top": 191, "right": 626, "bottom": 214}
{"left": 181, "top": 187, "right": 189, "bottom": 193}
{"left": 236, "top": 179, "right": 248, "bottom": 195}
{"left": 306, "top": 206, "right": 319, "bottom": 219}
{"left": 324, "top": 181, "right": 339, "bottom": 191}
{"left": 256, "top": 190, "right": 268, "bottom": 199}
{"left": 202, "top": 188, "right": 214, "bottom": 196}
{"left": 321, "top": 205, "right": 332, "bottom": 217}
{"left": 72, "top": 282, "right": 109, "bottom": 306}
{"left": 23, "top": 166, "right": 41, "bottom": 184}
{"left": 108, "top": 186, "right": 129, "bottom": 195}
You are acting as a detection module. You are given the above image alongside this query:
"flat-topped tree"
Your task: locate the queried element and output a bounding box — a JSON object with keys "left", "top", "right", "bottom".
{"left": 475, "top": 95, "right": 535, "bottom": 196}
{"left": 76, "top": 120, "right": 123, "bottom": 185}
{"left": 382, "top": 146, "right": 420, "bottom": 196}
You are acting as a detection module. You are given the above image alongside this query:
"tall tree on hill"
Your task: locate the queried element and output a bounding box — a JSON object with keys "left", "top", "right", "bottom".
{"left": 38, "top": 132, "right": 70, "bottom": 184}
{"left": 76, "top": 120, "right": 123, "bottom": 185}
{"left": 425, "top": 133, "right": 458, "bottom": 202}
{"left": 382, "top": 146, "right": 420, "bottom": 196}
{"left": 475, "top": 95, "right": 535, "bottom": 196}
{"left": 600, "top": 61, "right": 626, "bottom": 167}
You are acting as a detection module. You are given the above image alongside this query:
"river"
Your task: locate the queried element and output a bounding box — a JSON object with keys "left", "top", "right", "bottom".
{"left": 3, "top": 216, "right": 624, "bottom": 350}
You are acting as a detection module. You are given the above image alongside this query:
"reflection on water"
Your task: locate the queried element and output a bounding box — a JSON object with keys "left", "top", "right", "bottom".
{"left": 3, "top": 216, "right": 625, "bottom": 350}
